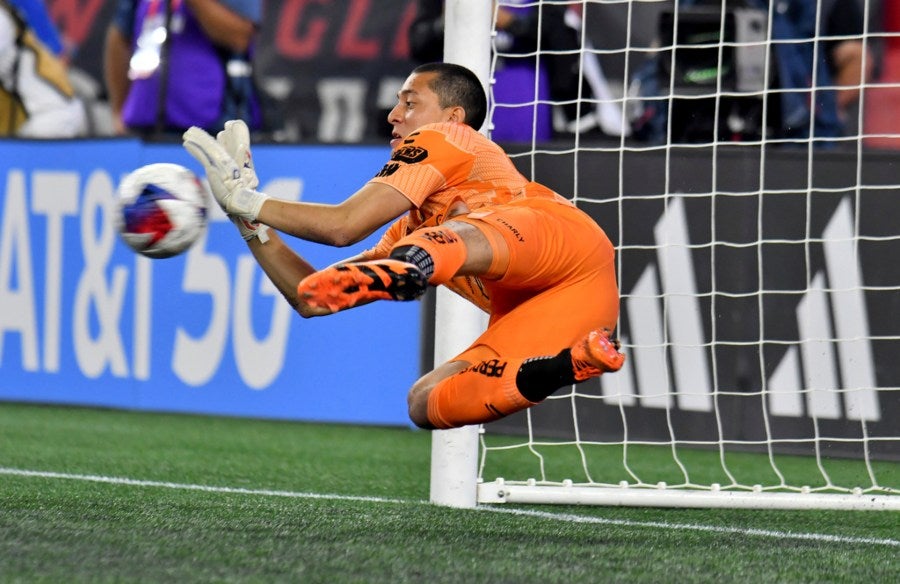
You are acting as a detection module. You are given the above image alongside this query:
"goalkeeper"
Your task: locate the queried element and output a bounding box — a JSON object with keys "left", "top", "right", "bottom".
{"left": 183, "top": 62, "right": 624, "bottom": 430}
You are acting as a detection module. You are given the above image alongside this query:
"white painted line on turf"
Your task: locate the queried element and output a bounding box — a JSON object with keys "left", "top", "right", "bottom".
{"left": 482, "top": 506, "right": 900, "bottom": 548}
{"left": 2, "top": 466, "right": 897, "bottom": 548}
{"left": 0, "top": 467, "right": 407, "bottom": 505}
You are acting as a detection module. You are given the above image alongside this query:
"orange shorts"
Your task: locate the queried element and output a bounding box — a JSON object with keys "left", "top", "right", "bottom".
{"left": 452, "top": 197, "right": 619, "bottom": 363}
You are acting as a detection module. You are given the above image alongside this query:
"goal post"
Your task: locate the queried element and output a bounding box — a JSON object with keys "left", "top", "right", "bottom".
{"left": 430, "top": 0, "right": 899, "bottom": 511}
{"left": 428, "top": 0, "right": 492, "bottom": 509}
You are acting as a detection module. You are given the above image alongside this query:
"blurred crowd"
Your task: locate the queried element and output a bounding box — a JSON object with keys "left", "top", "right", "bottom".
{"left": 2, "top": 0, "right": 897, "bottom": 148}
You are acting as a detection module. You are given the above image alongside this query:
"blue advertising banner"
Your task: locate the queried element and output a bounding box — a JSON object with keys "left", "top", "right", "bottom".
{"left": 0, "top": 139, "right": 420, "bottom": 426}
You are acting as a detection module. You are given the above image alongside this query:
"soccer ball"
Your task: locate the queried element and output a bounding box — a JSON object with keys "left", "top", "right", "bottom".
{"left": 116, "top": 163, "right": 208, "bottom": 259}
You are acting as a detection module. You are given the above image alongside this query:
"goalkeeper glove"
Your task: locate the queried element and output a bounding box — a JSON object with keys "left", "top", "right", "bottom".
{"left": 214, "top": 121, "right": 268, "bottom": 242}
{"left": 230, "top": 214, "right": 270, "bottom": 244}
{"left": 216, "top": 119, "right": 259, "bottom": 189}
{"left": 183, "top": 126, "right": 268, "bottom": 221}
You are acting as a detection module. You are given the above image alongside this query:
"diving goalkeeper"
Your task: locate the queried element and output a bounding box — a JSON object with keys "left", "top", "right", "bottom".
{"left": 183, "top": 62, "right": 624, "bottom": 430}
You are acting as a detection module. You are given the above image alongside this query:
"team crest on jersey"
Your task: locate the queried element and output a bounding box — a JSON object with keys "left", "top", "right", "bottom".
{"left": 391, "top": 145, "right": 428, "bottom": 164}
{"left": 375, "top": 162, "right": 400, "bottom": 178}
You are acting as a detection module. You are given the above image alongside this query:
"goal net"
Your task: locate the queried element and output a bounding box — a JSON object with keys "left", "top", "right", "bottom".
{"left": 431, "top": 0, "right": 899, "bottom": 510}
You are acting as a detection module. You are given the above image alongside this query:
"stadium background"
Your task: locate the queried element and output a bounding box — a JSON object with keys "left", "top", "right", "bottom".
{"left": 50, "top": 0, "right": 900, "bottom": 145}
{"left": 1, "top": 0, "right": 897, "bottom": 457}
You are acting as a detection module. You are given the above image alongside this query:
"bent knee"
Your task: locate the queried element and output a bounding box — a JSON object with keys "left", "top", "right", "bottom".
{"left": 407, "top": 384, "right": 435, "bottom": 429}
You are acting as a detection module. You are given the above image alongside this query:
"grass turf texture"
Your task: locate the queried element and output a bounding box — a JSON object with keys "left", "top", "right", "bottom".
{"left": 1, "top": 403, "right": 897, "bottom": 583}
{"left": 480, "top": 437, "right": 899, "bottom": 494}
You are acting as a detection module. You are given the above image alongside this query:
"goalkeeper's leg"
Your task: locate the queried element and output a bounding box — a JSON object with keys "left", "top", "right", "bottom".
{"left": 409, "top": 329, "right": 625, "bottom": 429}
{"left": 297, "top": 259, "right": 429, "bottom": 312}
{"left": 406, "top": 203, "right": 621, "bottom": 428}
{"left": 297, "top": 220, "right": 504, "bottom": 312}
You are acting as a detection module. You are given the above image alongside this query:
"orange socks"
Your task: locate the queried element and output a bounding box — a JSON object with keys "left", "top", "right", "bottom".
{"left": 390, "top": 226, "right": 468, "bottom": 284}
{"left": 390, "top": 219, "right": 510, "bottom": 284}
{"left": 425, "top": 347, "right": 593, "bottom": 429}
{"left": 426, "top": 357, "right": 537, "bottom": 429}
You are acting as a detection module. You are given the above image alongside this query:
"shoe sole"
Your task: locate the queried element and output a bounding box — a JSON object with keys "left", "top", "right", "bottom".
{"left": 298, "top": 261, "right": 426, "bottom": 311}
{"left": 572, "top": 330, "right": 625, "bottom": 380}
{"left": 585, "top": 333, "right": 625, "bottom": 372}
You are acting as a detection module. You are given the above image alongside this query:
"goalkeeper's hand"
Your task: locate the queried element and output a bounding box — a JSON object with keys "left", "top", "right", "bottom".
{"left": 216, "top": 119, "right": 259, "bottom": 189}
{"left": 183, "top": 126, "right": 268, "bottom": 221}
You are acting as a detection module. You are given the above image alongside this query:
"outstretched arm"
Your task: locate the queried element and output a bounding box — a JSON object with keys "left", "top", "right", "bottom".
{"left": 239, "top": 229, "right": 327, "bottom": 317}
{"left": 185, "top": 123, "right": 414, "bottom": 316}
{"left": 256, "top": 181, "right": 412, "bottom": 248}
{"left": 244, "top": 217, "right": 405, "bottom": 318}
{"left": 184, "top": 124, "right": 412, "bottom": 246}
{"left": 249, "top": 184, "right": 410, "bottom": 317}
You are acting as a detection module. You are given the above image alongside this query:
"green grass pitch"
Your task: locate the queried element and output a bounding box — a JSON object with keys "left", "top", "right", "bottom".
{"left": 0, "top": 402, "right": 897, "bottom": 582}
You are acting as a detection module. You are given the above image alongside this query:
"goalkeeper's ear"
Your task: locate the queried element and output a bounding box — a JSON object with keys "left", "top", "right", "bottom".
{"left": 447, "top": 106, "right": 466, "bottom": 125}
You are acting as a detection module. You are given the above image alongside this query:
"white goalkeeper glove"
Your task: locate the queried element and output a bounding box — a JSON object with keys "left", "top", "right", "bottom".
{"left": 216, "top": 119, "right": 259, "bottom": 189}
{"left": 230, "top": 214, "right": 270, "bottom": 244}
{"left": 183, "top": 126, "right": 269, "bottom": 221}
{"left": 214, "top": 120, "right": 268, "bottom": 243}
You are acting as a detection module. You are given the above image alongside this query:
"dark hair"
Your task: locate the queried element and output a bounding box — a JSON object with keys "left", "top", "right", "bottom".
{"left": 411, "top": 62, "right": 487, "bottom": 131}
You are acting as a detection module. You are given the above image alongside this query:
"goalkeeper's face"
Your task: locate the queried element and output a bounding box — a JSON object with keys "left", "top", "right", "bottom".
{"left": 388, "top": 72, "right": 463, "bottom": 150}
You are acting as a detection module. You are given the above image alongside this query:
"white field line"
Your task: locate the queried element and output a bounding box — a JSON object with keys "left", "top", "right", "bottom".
{"left": 483, "top": 506, "right": 900, "bottom": 547}
{"left": 2, "top": 466, "right": 897, "bottom": 548}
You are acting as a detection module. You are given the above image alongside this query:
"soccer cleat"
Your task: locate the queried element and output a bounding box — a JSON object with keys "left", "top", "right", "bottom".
{"left": 297, "top": 259, "right": 428, "bottom": 311}
{"left": 570, "top": 328, "right": 625, "bottom": 381}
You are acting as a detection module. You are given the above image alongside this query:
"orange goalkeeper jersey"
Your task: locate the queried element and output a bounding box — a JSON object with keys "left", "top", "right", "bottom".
{"left": 366, "top": 121, "right": 569, "bottom": 250}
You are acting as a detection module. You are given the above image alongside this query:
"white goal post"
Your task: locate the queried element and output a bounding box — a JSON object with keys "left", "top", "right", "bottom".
{"left": 430, "top": 0, "right": 899, "bottom": 511}
{"left": 428, "top": 0, "right": 492, "bottom": 509}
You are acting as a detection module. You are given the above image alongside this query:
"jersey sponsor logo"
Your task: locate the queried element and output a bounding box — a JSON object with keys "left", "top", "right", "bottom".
{"left": 493, "top": 217, "right": 525, "bottom": 242}
{"left": 374, "top": 162, "right": 400, "bottom": 177}
{"left": 391, "top": 145, "right": 428, "bottom": 164}
{"left": 467, "top": 358, "right": 507, "bottom": 378}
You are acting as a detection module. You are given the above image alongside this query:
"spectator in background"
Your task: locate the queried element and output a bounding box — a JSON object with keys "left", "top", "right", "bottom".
{"left": 409, "top": 0, "right": 629, "bottom": 141}
{"left": 629, "top": 0, "right": 870, "bottom": 144}
{"left": 8, "top": 0, "right": 64, "bottom": 57}
{"left": 103, "top": 0, "right": 263, "bottom": 137}
{"left": 0, "top": 0, "right": 86, "bottom": 137}
{"left": 770, "top": 0, "right": 870, "bottom": 137}
{"left": 819, "top": 0, "right": 871, "bottom": 132}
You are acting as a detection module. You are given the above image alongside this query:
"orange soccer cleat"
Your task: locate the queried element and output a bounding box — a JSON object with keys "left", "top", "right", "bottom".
{"left": 297, "top": 259, "right": 428, "bottom": 312}
{"left": 570, "top": 328, "right": 626, "bottom": 381}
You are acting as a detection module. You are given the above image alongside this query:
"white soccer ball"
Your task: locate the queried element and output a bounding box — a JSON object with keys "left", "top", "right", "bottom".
{"left": 116, "top": 163, "right": 208, "bottom": 259}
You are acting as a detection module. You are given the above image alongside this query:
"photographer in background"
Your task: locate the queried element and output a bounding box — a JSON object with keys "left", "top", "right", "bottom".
{"left": 104, "top": 0, "right": 263, "bottom": 137}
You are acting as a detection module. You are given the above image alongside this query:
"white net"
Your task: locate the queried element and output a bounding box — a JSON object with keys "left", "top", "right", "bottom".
{"left": 474, "top": 0, "right": 899, "bottom": 509}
